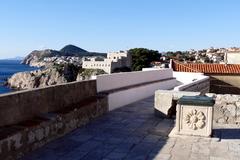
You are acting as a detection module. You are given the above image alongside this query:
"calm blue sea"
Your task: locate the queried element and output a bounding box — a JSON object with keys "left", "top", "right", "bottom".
{"left": 0, "top": 60, "right": 37, "bottom": 94}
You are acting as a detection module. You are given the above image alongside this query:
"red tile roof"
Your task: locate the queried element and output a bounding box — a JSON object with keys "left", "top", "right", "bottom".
{"left": 172, "top": 61, "right": 240, "bottom": 74}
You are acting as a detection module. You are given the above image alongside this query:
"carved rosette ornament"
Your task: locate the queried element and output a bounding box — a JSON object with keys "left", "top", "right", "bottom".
{"left": 184, "top": 109, "right": 206, "bottom": 130}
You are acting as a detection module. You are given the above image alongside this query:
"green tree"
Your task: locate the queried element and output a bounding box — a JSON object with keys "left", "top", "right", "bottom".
{"left": 112, "top": 67, "right": 131, "bottom": 73}
{"left": 129, "top": 48, "right": 161, "bottom": 71}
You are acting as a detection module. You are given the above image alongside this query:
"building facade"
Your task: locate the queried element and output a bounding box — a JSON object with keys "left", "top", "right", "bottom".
{"left": 82, "top": 51, "right": 132, "bottom": 73}
{"left": 171, "top": 60, "right": 240, "bottom": 94}
{"left": 225, "top": 51, "right": 240, "bottom": 64}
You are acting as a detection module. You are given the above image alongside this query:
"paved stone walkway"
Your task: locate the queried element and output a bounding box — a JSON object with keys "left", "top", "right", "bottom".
{"left": 22, "top": 97, "right": 240, "bottom": 160}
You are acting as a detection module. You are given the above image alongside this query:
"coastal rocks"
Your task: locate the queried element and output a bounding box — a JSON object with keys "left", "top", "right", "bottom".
{"left": 7, "top": 68, "right": 68, "bottom": 90}
{"left": 7, "top": 64, "right": 106, "bottom": 90}
{"left": 7, "top": 44, "right": 108, "bottom": 90}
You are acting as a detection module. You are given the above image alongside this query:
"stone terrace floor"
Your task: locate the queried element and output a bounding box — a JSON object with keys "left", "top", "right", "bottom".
{"left": 22, "top": 96, "right": 240, "bottom": 160}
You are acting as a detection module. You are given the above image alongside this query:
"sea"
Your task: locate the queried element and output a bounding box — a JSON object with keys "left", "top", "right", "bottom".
{"left": 0, "top": 60, "right": 37, "bottom": 94}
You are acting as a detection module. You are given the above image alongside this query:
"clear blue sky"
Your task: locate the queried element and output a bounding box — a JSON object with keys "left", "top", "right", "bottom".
{"left": 0, "top": 0, "right": 240, "bottom": 59}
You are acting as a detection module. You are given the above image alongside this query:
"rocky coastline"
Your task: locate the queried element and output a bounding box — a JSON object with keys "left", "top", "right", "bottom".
{"left": 7, "top": 65, "right": 105, "bottom": 90}
{"left": 6, "top": 45, "right": 107, "bottom": 90}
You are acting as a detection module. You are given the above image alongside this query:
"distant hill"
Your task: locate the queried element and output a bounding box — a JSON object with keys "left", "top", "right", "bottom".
{"left": 60, "top": 45, "right": 88, "bottom": 55}
{"left": 59, "top": 45, "right": 105, "bottom": 57}
{"left": 22, "top": 44, "right": 107, "bottom": 66}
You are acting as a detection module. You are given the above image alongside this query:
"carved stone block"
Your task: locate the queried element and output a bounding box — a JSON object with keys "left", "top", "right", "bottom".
{"left": 176, "top": 96, "right": 214, "bottom": 137}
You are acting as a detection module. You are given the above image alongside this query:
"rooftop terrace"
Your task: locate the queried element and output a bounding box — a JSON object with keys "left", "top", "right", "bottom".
{"left": 22, "top": 96, "right": 240, "bottom": 160}
{"left": 0, "top": 69, "right": 239, "bottom": 159}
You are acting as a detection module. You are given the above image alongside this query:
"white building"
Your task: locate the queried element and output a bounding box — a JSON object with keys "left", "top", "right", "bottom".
{"left": 225, "top": 51, "right": 240, "bottom": 64}
{"left": 82, "top": 51, "right": 132, "bottom": 73}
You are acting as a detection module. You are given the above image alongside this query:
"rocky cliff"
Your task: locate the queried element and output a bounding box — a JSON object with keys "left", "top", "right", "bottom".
{"left": 7, "top": 45, "right": 107, "bottom": 90}
{"left": 22, "top": 49, "right": 60, "bottom": 67}
{"left": 8, "top": 68, "right": 67, "bottom": 89}
{"left": 7, "top": 64, "right": 106, "bottom": 90}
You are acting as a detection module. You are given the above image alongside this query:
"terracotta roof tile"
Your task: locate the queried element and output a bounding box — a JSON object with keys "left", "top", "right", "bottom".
{"left": 172, "top": 61, "right": 240, "bottom": 74}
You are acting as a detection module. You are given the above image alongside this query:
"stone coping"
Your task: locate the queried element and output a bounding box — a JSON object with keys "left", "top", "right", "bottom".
{"left": 0, "top": 79, "right": 96, "bottom": 97}
{"left": 178, "top": 96, "right": 215, "bottom": 106}
{"left": 174, "top": 76, "right": 209, "bottom": 91}
{"left": 99, "top": 78, "right": 176, "bottom": 94}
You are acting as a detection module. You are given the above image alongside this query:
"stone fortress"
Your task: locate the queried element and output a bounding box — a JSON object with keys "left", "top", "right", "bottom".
{"left": 82, "top": 50, "right": 132, "bottom": 73}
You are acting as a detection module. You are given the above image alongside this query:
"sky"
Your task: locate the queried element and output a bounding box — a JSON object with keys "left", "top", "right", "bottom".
{"left": 0, "top": 0, "right": 240, "bottom": 59}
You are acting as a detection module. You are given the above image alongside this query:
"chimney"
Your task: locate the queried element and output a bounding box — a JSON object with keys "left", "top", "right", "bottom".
{"left": 224, "top": 52, "right": 228, "bottom": 66}
{"left": 169, "top": 59, "right": 173, "bottom": 69}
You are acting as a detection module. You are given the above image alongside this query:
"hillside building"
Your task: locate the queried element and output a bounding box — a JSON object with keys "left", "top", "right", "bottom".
{"left": 82, "top": 51, "right": 132, "bottom": 73}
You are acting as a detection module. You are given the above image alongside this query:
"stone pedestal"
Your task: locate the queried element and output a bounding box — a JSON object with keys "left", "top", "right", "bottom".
{"left": 176, "top": 96, "right": 214, "bottom": 137}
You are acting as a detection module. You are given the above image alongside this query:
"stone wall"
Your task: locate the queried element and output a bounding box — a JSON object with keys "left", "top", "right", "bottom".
{"left": 107, "top": 78, "right": 177, "bottom": 111}
{"left": 209, "top": 75, "right": 240, "bottom": 94}
{"left": 173, "top": 71, "right": 210, "bottom": 94}
{"left": 0, "top": 80, "right": 97, "bottom": 127}
{"left": 206, "top": 93, "right": 240, "bottom": 124}
{"left": 97, "top": 69, "right": 174, "bottom": 92}
{"left": 97, "top": 69, "right": 177, "bottom": 110}
{"left": 174, "top": 78, "right": 210, "bottom": 94}
{"left": 0, "top": 95, "right": 108, "bottom": 160}
{"left": 154, "top": 90, "right": 201, "bottom": 118}
{"left": 155, "top": 90, "right": 240, "bottom": 125}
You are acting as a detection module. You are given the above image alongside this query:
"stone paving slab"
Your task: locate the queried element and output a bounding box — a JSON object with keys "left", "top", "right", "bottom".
{"left": 22, "top": 96, "right": 240, "bottom": 160}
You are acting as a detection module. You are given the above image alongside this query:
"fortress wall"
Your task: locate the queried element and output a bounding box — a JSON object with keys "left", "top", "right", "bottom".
{"left": 0, "top": 80, "right": 97, "bottom": 127}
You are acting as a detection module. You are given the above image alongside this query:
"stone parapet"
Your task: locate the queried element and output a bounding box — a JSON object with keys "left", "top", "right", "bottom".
{"left": 174, "top": 76, "right": 210, "bottom": 94}
{"left": 0, "top": 95, "right": 108, "bottom": 160}
{"left": 206, "top": 93, "right": 240, "bottom": 124}
{"left": 155, "top": 90, "right": 240, "bottom": 125}
{"left": 154, "top": 90, "right": 201, "bottom": 118}
{"left": 0, "top": 80, "right": 97, "bottom": 127}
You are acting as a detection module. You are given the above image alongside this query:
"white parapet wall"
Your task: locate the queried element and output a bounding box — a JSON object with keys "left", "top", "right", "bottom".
{"left": 97, "top": 68, "right": 174, "bottom": 92}
{"left": 173, "top": 72, "right": 210, "bottom": 93}
{"left": 108, "top": 78, "right": 177, "bottom": 110}
{"left": 173, "top": 72, "right": 205, "bottom": 83}
{"left": 96, "top": 69, "right": 178, "bottom": 110}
